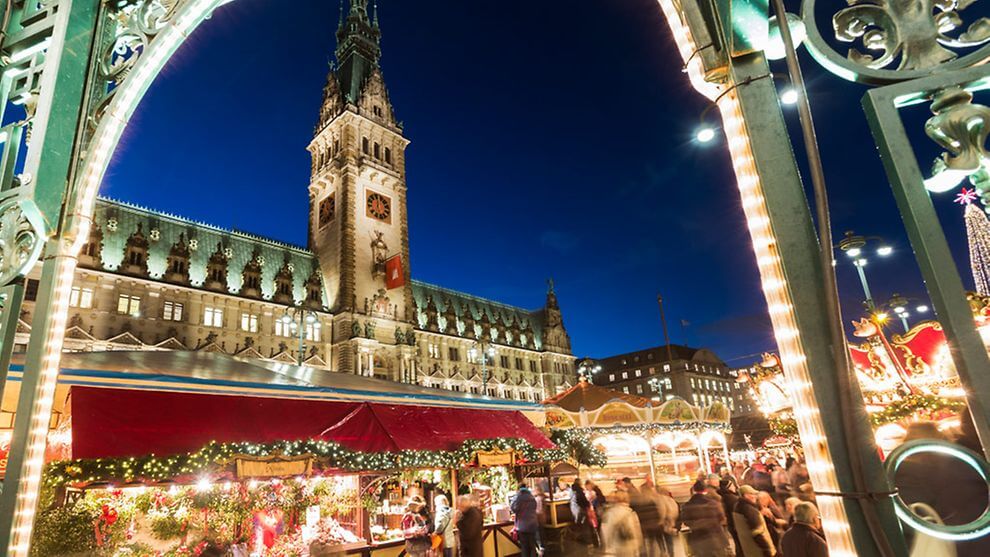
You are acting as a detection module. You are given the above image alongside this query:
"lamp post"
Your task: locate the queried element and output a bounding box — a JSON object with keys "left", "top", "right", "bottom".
{"left": 884, "top": 293, "right": 931, "bottom": 333}
{"left": 647, "top": 376, "right": 665, "bottom": 402}
{"left": 837, "top": 231, "right": 894, "bottom": 310}
{"left": 576, "top": 358, "right": 602, "bottom": 383}
{"left": 469, "top": 340, "right": 496, "bottom": 396}
{"left": 280, "top": 307, "right": 318, "bottom": 365}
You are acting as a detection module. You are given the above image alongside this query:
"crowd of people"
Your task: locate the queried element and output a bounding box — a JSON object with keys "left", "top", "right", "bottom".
{"left": 397, "top": 456, "right": 825, "bottom": 557}
{"left": 562, "top": 456, "right": 827, "bottom": 557}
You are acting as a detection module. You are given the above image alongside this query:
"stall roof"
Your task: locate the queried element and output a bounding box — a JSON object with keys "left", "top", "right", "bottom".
{"left": 6, "top": 350, "right": 542, "bottom": 412}
{"left": 70, "top": 385, "right": 555, "bottom": 459}
{"left": 542, "top": 379, "right": 649, "bottom": 412}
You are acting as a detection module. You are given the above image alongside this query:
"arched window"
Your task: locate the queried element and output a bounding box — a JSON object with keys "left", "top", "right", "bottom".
{"left": 373, "top": 142, "right": 381, "bottom": 159}
{"left": 362, "top": 137, "right": 369, "bottom": 154}
{"left": 384, "top": 148, "right": 392, "bottom": 164}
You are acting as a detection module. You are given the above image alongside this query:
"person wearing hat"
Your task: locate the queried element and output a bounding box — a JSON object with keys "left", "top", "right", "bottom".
{"left": 733, "top": 485, "right": 776, "bottom": 557}
{"left": 679, "top": 480, "right": 730, "bottom": 557}
{"left": 401, "top": 498, "right": 431, "bottom": 557}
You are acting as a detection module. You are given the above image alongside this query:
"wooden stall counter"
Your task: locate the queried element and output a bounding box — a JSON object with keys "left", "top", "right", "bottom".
{"left": 344, "top": 522, "right": 522, "bottom": 557}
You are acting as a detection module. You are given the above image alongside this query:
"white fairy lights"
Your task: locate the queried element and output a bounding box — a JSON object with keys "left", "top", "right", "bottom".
{"left": 7, "top": 1, "right": 227, "bottom": 555}
{"left": 655, "top": 1, "right": 858, "bottom": 555}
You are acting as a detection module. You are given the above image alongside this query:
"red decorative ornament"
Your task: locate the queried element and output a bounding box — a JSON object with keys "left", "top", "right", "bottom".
{"left": 956, "top": 187, "right": 979, "bottom": 205}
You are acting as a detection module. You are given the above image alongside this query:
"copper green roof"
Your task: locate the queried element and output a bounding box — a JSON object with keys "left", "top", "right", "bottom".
{"left": 90, "top": 197, "right": 327, "bottom": 306}
{"left": 411, "top": 280, "right": 544, "bottom": 350}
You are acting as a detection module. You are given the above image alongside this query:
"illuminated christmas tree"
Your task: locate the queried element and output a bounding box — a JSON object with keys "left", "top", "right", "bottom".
{"left": 958, "top": 188, "right": 990, "bottom": 295}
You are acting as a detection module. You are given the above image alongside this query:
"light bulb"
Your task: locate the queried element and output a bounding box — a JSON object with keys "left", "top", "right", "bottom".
{"left": 695, "top": 126, "right": 717, "bottom": 143}
{"left": 780, "top": 88, "right": 799, "bottom": 105}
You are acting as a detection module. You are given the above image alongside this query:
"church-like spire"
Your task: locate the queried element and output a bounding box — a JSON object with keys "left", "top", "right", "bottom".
{"left": 334, "top": 0, "right": 382, "bottom": 104}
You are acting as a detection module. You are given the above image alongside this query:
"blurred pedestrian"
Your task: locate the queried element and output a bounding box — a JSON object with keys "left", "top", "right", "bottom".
{"left": 402, "top": 498, "right": 431, "bottom": 557}
{"left": 434, "top": 495, "right": 456, "bottom": 557}
{"left": 638, "top": 480, "right": 665, "bottom": 557}
{"left": 456, "top": 495, "right": 484, "bottom": 557}
{"left": 570, "top": 477, "right": 594, "bottom": 546}
{"left": 780, "top": 502, "right": 828, "bottom": 557}
{"left": 732, "top": 485, "right": 776, "bottom": 557}
{"left": 719, "top": 478, "right": 742, "bottom": 555}
{"left": 680, "top": 480, "right": 730, "bottom": 557}
{"left": 532, "top": 485, "right": 547, "bottom": 555}
{"left": 511, "top": 485, "right": 539, "bottom": 557}
{"left": 601, "top": 490, "right": 643, "bottom": 557}
{"left": 656, "top": 485, "right": 679, "bottom": 557}
{"left": 757, "top": 491, "right": 786, "bottom": 552}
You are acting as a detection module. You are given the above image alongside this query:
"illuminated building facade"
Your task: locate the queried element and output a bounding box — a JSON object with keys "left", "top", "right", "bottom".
{"left": 597, "top": 344, "right": 755, "bottom": 413}
{"left": 12, "top": 2, "right": 575, "bottom": 401}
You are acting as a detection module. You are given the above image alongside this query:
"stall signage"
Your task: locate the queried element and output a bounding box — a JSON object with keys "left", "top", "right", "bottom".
{"left": 476, "top": 450, "right": 515, "bottom": 467}
{"left": 598, "top": 406, "right": 639, "bottom": 424}
{"left": 234, "top": 453, "right": 314, "bottom": 478}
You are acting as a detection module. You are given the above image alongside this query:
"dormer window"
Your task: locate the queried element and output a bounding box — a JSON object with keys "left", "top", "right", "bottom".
{"left": 273, "top": 261, "right": 294, "bottom": 304}
{"left": 123, "top": 224, "right": 149, "bottom": 275}
{"left": 205, "top": 243, "right": 228, "bottom": 291}
{"left": 373, "top": 105, "right": 383, "bottom": 117}
{"left": 165, "top": 233, "right": 191, "bottom": 284}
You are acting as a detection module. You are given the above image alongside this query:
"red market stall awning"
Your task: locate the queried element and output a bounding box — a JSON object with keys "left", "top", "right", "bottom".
{"left": 69, "top": 386, "right": 553, "bottom": 460}
{"left": 320, "top": 402, "right": 555, "bottom": 453}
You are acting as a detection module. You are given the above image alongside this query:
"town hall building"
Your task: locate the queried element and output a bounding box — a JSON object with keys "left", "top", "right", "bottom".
{"left": 13, "top": 1, "right": 576, "bottom": 401}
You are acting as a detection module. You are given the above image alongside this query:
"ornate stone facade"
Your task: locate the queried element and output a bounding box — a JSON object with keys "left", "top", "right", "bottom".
{"left": 13, "top": 0, "right": 575, "bottom": 401}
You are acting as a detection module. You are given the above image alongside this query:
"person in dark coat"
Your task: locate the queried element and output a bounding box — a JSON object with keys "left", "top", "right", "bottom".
{"left": 679, "top": 480, "right": 730, "bottom": 557}
{"left": 510, "top": 485, "right": 539, "bottom": 557}
{"left": 733, "top": 486, "right": 776, "bottom": 557}
{"left": 456, "top": 495, "right": 485, "bottom": 557}
{"left": 780, "top": 502, "right": 828, "bottom": 557}
{"left": 569, "top": 478, "right": 594, "bottom": 546}
{"left": 719, "top": 478, "right": 743, "bottom": 554}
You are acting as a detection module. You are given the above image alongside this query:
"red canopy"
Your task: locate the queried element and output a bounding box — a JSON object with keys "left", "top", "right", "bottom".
{"left": 69, "top": 386, "right": 553, "bottom": 460}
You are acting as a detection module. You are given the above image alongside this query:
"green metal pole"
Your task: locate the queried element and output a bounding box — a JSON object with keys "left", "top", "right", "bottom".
{"left": 864, "top": 83, "right": 990, "bottom": 460}
{"left": 0, "top": 0, "right": 101, "bottom": 552}
{"left": 0, "top": 280, "right": 26, "bottom": 403}
{"left": 730, "top": 51, "right": 907, "bottom": 557}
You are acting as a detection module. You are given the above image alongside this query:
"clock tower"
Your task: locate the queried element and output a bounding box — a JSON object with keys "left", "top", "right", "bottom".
{"left": 307, "top": 0, "right": 414, "bottom": 377}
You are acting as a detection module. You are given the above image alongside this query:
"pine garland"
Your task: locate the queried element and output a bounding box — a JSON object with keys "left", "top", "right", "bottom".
{"left": 45, "top": 433, "right": 605, "bottom": 489}
{"left": 869, "top": 394, "right": 966, "bottom": 426}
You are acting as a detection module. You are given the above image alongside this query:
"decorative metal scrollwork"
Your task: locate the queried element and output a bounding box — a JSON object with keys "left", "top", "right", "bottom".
{"left": 85, "top": 1, "right": 182, "bottom": 146}
{"left": 0, "top": 197, "right": 47, "bottom": 287}
{"left": 802, "top": 0, "right": 990, "bottom": 84}
{"left": 923, "top": 87, "right": 990, "bottom": 198}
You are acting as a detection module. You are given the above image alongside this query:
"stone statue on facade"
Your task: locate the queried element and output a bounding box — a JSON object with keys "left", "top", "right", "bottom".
{"left": 371, "top": 231, "right": 388, "bottom": 277}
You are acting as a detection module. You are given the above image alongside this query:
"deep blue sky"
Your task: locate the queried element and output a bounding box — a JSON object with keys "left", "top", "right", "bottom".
{"left": 102, "top": 0, "right": 970, "bottom": 365}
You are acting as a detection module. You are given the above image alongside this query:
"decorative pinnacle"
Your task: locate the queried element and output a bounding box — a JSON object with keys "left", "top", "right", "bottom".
{"left": 956, "top": 187, "right": 979, "bottom": 206}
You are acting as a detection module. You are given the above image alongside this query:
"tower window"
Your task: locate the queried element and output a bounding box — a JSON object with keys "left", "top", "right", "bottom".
{"left": 319, "top": 193, "right": 335, "bottom": 227}
{"left": 362, "top": 137, "right": 369, "bottom": 155}
{"left": 373, "top": 142, "right": 381, "bottom": 159}
{"left": 384, "top": 148, "right": 392, "bottom": 164}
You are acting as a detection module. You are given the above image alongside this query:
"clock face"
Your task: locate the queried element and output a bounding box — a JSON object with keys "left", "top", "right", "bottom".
{"left": 366, "top": 191, "right": 392, "bottom": 224}
{"left": 318, "top": 193, "right": 335, "bottom": 227}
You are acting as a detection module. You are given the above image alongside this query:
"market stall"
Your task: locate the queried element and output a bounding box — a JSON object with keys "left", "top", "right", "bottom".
{"left": 543, "top": 379, "right": 731, "bottom": 501}
{"left": 19, "top": 351, "right": 594, "bottom": 557}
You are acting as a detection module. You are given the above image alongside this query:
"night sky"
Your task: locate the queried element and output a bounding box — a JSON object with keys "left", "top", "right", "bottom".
{"left": 101, "top": 0, "right": 969, "bottom": 365}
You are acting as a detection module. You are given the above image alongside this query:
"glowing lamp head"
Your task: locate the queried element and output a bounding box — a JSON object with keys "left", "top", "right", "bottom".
{"left": 844, "top": 247, "right": 862, "bottom": 258}
{"left": 765, "top": 12, "right": 807, "bottom": 60}
{"left": 875, "top": 312, "right": 889, "bottom": 323}
{"left": 780, "top": 88, "right": 799, "bottom": 105}
{"left": 695, "top": 126, "right": 717, "bottom": 143}
{"left": 877, "top": 246, "right": 893, "bottom": 256}
{"left": 917, "top": 305, "right": 930, "bottom": 313}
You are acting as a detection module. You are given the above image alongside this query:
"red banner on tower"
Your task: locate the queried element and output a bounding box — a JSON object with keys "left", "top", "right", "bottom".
{"left": 385, "top": 254, "right": 405, "bottom": 289}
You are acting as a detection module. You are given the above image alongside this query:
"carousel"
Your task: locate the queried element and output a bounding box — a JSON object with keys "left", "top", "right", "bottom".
{"left": 543, "top": 378, "right": 731, "bottom": 500}
{"left": 737, "top": 295, "right": 981, "bottom": 457}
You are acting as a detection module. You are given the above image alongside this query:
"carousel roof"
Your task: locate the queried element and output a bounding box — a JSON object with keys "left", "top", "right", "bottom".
{"left": 542, "top": 379, "right": 650, "bottom": 412}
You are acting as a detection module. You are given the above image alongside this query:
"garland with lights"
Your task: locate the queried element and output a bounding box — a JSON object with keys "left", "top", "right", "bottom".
{"left": 868, "top": 394, "right": 966, "bottom": 426}
{"left": 45, "top": 434, "right": 605, "bottom": 489}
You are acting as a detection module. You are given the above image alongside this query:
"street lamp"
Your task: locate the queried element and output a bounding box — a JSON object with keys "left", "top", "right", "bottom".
{"left": 469, "top": 340, "right": 496, "bottom": 396}
{"left": 647, "top": 376, "right": 666, "bottom": 402}
{"left": 577, "top": 358, "right": 602, "bottom": 382}
{"left": 885, "top": 293, "right": 932, "bottom": 333}
{"left": 280, "top": 307, "right": 318, "bottom": 365}
{"left": 836, "top": 230, "right": 893, "bottom": 310}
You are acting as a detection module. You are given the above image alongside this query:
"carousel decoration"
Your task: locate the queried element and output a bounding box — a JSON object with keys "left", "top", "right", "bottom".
{"left": 543, "top": 378, "right": 731, "bottom": 490}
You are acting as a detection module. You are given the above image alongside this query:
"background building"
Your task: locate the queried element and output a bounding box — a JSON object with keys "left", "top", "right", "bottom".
{"left": 597, "top": 344, "right": 756, "bottom": 413}
{"left": 12, "top": 1, "right": 576, "bottom": 401}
